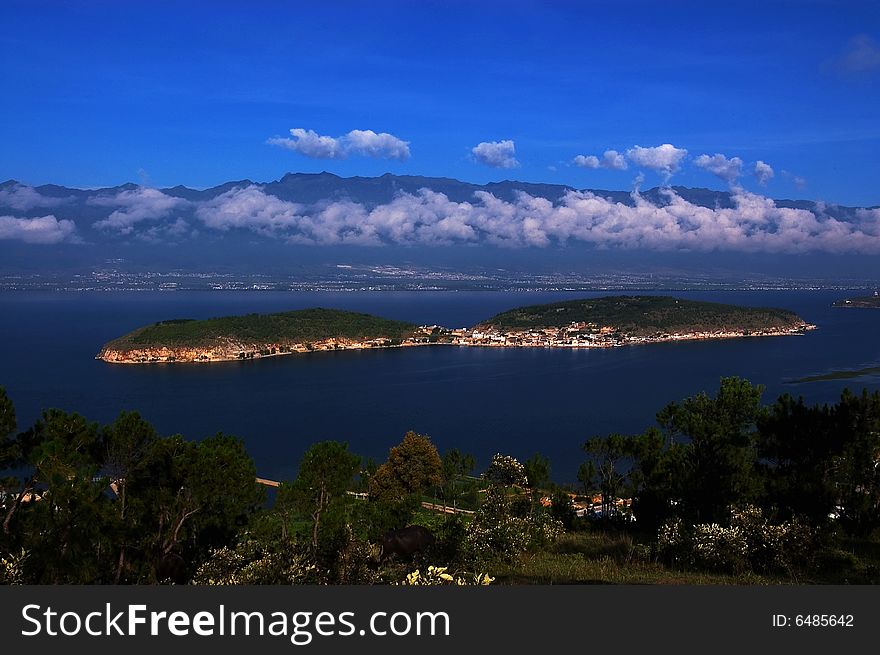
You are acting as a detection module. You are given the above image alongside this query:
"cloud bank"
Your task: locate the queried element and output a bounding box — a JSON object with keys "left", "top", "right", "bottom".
{"left": 0, "top": 184, "right": 71, "bottom": 211}
{"left": 183, "top": 185, "right": 880, "bottom": 254}
{"left": 472, "top": 140, "right": 519, "bottom": 169}
{"left": 8, "top": 179, "right": 876, "bottom": 255}
{"left": 0, "top": 215, "right": 78, "bottom": 244}
{"left": 268, "top": 128, "right": 410, "bottom": 160}
{"left": 90, "top": 187, "right": 187, "bottom": 234}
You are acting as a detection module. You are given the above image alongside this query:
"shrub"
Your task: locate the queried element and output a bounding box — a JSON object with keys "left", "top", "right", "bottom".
{"left": 656, "top": 505, "right": 817, "bottom": 574}
{"left": 691, "top": 523, "right": 748, "bottom": 572}
{"left": 397, "top": 566, "right": 494, "bottom": 586}
{"left": 191, "top": 538, "right": 316, "bottom": 585}
{"left": 465, "top": 487, "right": 563, "bottom": 563}
{"left": 0, "top": 549, "right": 27, "bottom": 585}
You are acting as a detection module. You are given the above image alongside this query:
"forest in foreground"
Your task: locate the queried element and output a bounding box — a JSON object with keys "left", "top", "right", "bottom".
{"left": 1, "top": 377, "right": 879, "bottom": 585}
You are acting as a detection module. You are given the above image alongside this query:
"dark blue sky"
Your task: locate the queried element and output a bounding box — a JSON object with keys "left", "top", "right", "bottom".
{"left": 2, "top": 0, "right": 879, "bottom": 205}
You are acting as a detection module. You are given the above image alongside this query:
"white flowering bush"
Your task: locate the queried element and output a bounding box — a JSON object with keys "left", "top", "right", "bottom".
{"left": 656, "top": 517, "right": 689, "bottom": 565}
{"left": 396, "top": 566, "right": 494, "bottom": 586}
{"left": 691, "top": 523, "right": 748, "bottom": 571}
{"left": 192, "top": 540, "right": 316, "bottom": 585}
{"left": 465, "top": 512, "right": 531, "bottom": 563}
{"left": 528, "top": 512, "right": 565, "bottom": 547}
{"left": 0, "top": 549, "right": 27, "bottom": 585}
{"left": 656, "top": 506, "right": 816, "bottom": 573}
{"left": 730, "top": 505, "right": 815, "bottom": 572}
{"left": 484, "top": 454, "right": 528, "bottom": 487}
{"left": 465, "top": 487, "right": 563, "bottom": 563}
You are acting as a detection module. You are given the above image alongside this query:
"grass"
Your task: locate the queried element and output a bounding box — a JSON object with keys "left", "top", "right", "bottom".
{"left": 488, "top": 531, "right": 777, "bottom": 585}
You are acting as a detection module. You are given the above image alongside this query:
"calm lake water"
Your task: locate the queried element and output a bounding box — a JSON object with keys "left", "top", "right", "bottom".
{"left": 1, "top": 289, "right": 878, "bottom": 482}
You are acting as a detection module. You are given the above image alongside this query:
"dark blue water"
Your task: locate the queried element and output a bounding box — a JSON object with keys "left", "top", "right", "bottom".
{"left": 1, "top": 290, "right": 878, "bottom": 482}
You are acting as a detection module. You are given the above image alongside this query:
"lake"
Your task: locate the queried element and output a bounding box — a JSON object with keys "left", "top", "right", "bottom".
{"left": 1, "top": 289, "right": 878, "bottom": 482}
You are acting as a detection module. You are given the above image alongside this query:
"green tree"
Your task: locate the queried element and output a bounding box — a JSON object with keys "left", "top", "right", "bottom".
{"left": 369, "top": 431, "right": 443, "bottom": 502}
{"left": 582, "top": 434, "right": 629, "bottom": 518}
{"left": 755, "top": 394, "right": 839, "bottom": 523}
{"left": 12, "top": 410, "right": 109, "bottom": 582}
{"left": 0, "top": 388, "right": 17, "bottom": 504}
{"left": 440, "top": 448, "right": 476, "bottom": 509}
{"left": 830, "top": 389, "right": 880, "bottom": 534}
{"left": 523, "top": 453, "right": 551, "bottom": 491}
{"left": 626, "top": 427, "right": 682, "bottom": 530}
{"left": 657, "top": 377, "right": 764, "bottom": 523}
{"left": 134, "top": 432, "right": 262, "bottom": 581}
{"left": 549, "top": 490, "right": 577, "bottom": 529}
{"left": 102, "top": 411, "right": 159, "bottom": 582}
{"left": 0, "top": 387, "right": 15, "bottom": 467}
{"left": 280, "top": 440, "right": 360, "bottom": 549}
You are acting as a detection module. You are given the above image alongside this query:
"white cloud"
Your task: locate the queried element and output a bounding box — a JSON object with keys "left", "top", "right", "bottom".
{"left": 754, "top": 160, "right": 774, "bottom": 186}
{"left": 472, "top": 140, "right": 519, "bottom": 169}
{"left": 195, "top": 185, "right": 304, "bottom": 236}
{"left": 188, "top": 185, "right": 880, "bottom": 254}
{"left": 573, "top": 154, "right": 600, "bottom": 169}
{"left": 0, "top": 184, "right": 71, "bottom": 211}
{"left": 694, "top": 153, "right": 743, "bottom": 184}
{"left": 573, "top": 150, "right": 628, "bottom": 171}
{"left": 626, "top": 143, "right": 688, "bottom": 179}
{"left": 0, "top": 215, "right": 78, "bottom": 244}
{"left": 601, "top": 150, "right": 628, "bottom": 170}
{"left": 90, "top": 187, "right": 187, "bottom": 234}
{"left": 267, "top": 128, "right": 410, "bottom": 160}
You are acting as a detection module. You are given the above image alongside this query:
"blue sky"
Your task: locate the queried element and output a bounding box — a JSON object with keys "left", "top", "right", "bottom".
{"left": 2, "top": 0, "right": 879, "bottom": 205}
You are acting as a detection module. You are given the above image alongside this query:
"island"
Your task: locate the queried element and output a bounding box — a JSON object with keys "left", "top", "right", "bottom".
{"left": 832, "top": 293, "right": 880, "bottom": 308}
{"left": 97, "top": 308, "right": 424, "bottom": 363}
{"left": 97, "top": 296, "right": 816, "bottom": 364}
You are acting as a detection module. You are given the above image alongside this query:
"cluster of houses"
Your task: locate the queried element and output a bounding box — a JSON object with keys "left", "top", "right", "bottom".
{"left": 434, "top": 319, "right": 814, "bottom": 350}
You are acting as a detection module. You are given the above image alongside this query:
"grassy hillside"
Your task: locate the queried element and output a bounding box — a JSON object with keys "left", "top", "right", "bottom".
{"left": 104, "top": 308, "right": 420, "bottom": 350}
{"left": 480, "top": 295, "right": 804, "bottom": 336}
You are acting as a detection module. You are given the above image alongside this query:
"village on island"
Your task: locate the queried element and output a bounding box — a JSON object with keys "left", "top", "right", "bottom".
{"left": 97, "top": 318, "right": 816, "bottom": 364}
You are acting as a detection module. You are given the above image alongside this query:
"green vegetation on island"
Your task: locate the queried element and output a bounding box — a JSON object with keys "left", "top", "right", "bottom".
{"left": 104, "top": 308, "right": 420, "bottom": 350}
{"left": 481, "top": 295, "right": 804, "bottom": 335}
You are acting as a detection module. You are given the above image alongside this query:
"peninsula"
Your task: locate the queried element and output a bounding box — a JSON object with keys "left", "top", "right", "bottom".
{"left": 97, "top": 296, "right": 816, "bottom": 364}
{"left": 832, "top": 294, "right": 880, "bottom": 308}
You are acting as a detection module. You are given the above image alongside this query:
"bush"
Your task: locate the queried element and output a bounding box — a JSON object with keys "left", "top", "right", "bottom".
{"left": 0, "top": 549, "right": 27, "bottom": 585}
{"left": 432, "top": 514, "right": 469, "bottom": 564}
{"left": 656, "top": 505, "right": 817, "bottom": 574}
{"left": 191, "top": 538, "right": 316, "bottom": 585}
{"left": 691, "top": 523, "right": 749, "bottom": 572}
{"left": 465, "top": 487, "right": 563, "bottom": 563}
